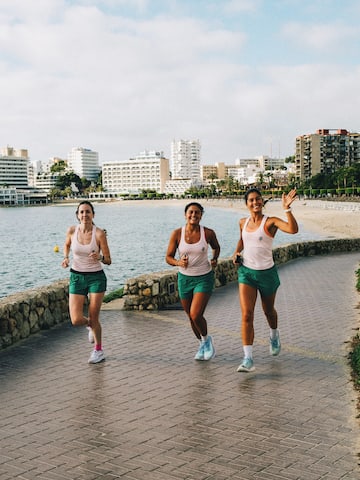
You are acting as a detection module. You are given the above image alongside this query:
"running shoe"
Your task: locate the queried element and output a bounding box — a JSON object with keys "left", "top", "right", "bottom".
{"left": 88, "top": 349, "right": 105, "bottom": 364}
{"left": 87, "top": 326, "right": 94, "bottom": 344}
{"left": 203, "top": 336, "right": 216, "bottom": 360}
{"left": 194, "top": 342, "right": 205, "bottom": 360}
{"left": 270, "top": 331, "right": 281, "bottom": 356}
{"left": 237, "top": 357, "right": 255, "bottom": 372}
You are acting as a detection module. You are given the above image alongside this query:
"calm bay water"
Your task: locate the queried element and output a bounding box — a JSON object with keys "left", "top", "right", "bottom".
{"left": 0, "top": 200, "right": 324, "bottom": 298}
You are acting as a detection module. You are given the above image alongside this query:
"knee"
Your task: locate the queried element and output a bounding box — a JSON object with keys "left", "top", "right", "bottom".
{"left": 242, "top": 311, "right": 254, "bottom": 325}
{"left": 70, "top": 315, "right": 86, "bottom": 326}
{"left": 263, "top": 308, "right": 277, "bottom": 319}
{"left": 88, "top": 318, "right": 100, "bottom": 329}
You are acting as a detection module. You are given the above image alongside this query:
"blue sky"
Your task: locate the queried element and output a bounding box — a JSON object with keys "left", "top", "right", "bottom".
{"left": 0, "top": 0, "right": 359, "bottom": 165}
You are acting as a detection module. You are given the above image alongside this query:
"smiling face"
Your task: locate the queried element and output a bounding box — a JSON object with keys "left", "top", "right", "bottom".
{"left": 76, "top": 202, "right": 95, "bottom": 224}
{"left": 185, "top": 204, "right": 203, "bottom": 225}
{"left": 246, "top": 191, "right": 264, "bottom": 213}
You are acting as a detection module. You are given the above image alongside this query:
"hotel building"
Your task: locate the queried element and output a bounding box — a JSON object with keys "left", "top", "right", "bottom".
{"left": 102, "top": 150, "right": 169, "bottom": 194}
{"left": 170, "top": 139, "right": 201, "bottom": 182}
{"left": 295, "top": 129, "right": 360, "bottom": 181}
{"left": 67, "top": 147, "right": 100, "bottom": 181}
{"left": 0, "top": 146, "right": 29, "bottom": 188}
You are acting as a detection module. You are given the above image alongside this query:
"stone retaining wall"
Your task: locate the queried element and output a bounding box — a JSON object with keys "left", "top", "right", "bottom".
{"left": 0, "top": 279, "right": 69, "bottom": 349}
{"left": 0, "top": 238, "right": 359, "bottom": 349}
{"left": 123, "top": 238, "right": 360, "bottom": 311}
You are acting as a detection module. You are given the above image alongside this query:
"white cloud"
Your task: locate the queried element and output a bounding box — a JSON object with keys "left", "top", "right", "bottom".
{"left": 281, "top": 21, "right": 359, "bottom": 52}
{"left": 0, "top": 0, "right": 359, "bottom": 165}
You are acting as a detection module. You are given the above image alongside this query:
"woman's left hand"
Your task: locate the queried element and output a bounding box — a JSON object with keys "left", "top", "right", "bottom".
{"left": 210, "top": 258, "right": 218, "bottom": 268}
{"left": 282, "top": 189, "right": 297, "bottom": 209}
{"left": 89, "top": 250, "right": 100, "bottom": 261}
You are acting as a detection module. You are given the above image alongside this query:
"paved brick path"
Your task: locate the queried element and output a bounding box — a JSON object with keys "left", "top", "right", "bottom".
{"left": 0, "top": 252, "right": 359, "bottom": 479}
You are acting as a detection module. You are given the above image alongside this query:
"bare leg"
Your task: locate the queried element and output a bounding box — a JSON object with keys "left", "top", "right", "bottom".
{"left": 239, "top": 283, "right": 257, "bottom": 345}
{"left": 181, "top": 292, "right": 211, "bottom": 339}
{"left": 260, "top": 292, "right": 278, "bottom": 329}
{"left": 88, "top": 292, "right": 105, "bottom": 346}
{"left": 69, "top": 294, "right": 88, "bottom": 326}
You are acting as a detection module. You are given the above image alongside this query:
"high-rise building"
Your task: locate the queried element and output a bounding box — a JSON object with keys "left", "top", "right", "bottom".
{"left": 170, "top": 139, "right": 201, "bottom": 181}
{"left": 102, "top": 150, "right": 169, "bottom": 194}
{"left": 67, "top": 147, "right": 100, "bottom": 181}
{"left": 295, "top": 129, "right": 360, "bottom": 181}
{"left": 0, "top": 146, "right": 29, "bottom": 188}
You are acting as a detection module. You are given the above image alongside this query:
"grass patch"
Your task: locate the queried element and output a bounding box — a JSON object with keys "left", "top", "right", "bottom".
{"left": 349, "top": 267, "right": 360, "bottom": 414}
{"left": 103, "top": 288, "right": 124, "bottom": 303}
{"left": 349, "top": 334, "right": 360, "bottom": 389}
{"left": 356, "top": 268, "right": 360, "bottom": 292}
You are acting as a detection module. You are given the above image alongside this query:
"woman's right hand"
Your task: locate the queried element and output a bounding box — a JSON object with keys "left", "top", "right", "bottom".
{"left": 178, "top": 254, "right": 188, "bottom": 268}
{"left": 233, "top": 252, "right": 242, "bottom": 265}
{"left": 62, "top": 258, "right": 69, "bottom": 268}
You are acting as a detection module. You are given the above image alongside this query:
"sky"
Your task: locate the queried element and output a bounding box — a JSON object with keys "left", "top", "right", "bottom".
{"left": 1, "top": 0, "right": 359, "bottom": 166}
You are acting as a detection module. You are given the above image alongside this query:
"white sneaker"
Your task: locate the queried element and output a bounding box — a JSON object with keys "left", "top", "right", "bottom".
{"left": 87, "top": 326, "right": 94, "bottom": 344}
{"left": 88, "top": 350, "right": 105, "bottom": 364}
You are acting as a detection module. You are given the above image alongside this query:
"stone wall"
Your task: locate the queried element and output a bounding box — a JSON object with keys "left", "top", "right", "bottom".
{"left": 0, "top": 279, "right": 69, "bottom": 349}
{"left": 123, "top": 238, "right": 360, "bottom": 311}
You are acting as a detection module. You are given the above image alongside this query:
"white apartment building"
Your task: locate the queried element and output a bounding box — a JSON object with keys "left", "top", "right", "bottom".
{"left": 67, "top": 147, "right": 100, "bottom": 181}
{"left": 170, "top": 139, "right": 201, "bottom": 181}
{"left": 102, "top": 150, "right": 169, "bottom": 194}
{"left": 164, "top": 179, "right": 193, "bottom": 196}
{"left": 34, "top": 172, "right": 62, "bottom": 192}
{"left": 0, "top": 147, "right": 29, "bottom": 188}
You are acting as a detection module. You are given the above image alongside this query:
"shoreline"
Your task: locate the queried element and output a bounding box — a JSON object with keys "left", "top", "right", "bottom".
{"left": 99, "top": 197, "right": 360, "bottom": 240}
{"left": 17, "top": 196, "right": 360, "bottom": 239}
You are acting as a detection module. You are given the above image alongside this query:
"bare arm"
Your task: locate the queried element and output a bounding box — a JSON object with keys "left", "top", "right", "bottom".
{"left": 269, "top": 189, "right": 299, "bottom": 234}
{"left": 233, "top": 218, "right": 244, "bottom": 263}
{"left": 166, "top": 228, "right": 188, "bottom": 268}
{"left": 205, "top": 227, "right": 220, "bottom": 267}
{"left": 61, "top": 226, "right": 74, "bottom": 268}
{"left": 98, "top": 228, "right": 112, "bottom": 265}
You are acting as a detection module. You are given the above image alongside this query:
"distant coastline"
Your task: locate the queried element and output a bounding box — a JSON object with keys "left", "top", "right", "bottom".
{"left": 81, "top": 196, "right": 360, "bottom": 240}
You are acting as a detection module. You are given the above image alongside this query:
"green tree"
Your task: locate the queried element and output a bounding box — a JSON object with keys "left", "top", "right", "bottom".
{"left": 55, "top": 172, "right": 83, "bottom": 193}
{"left": 50, "top": 161, "right": 67, "bottom": 173}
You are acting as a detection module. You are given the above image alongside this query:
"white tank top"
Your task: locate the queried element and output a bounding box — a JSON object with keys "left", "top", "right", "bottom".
{"left": 178, "top": 225, "right": 211, "bottom": 276}
{"left": 71, "top": 224, "right": 103, "bottom": 273}
{"left": 242, "top": 215, "right": 274, "bottom": 270}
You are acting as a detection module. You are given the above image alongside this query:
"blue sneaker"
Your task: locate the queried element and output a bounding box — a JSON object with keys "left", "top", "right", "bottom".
{"left": 194, "top": 342, "right": 205, "bottom": 361}
{"left": 203, "top": 336, "right": 215, "bottom": 360}
{"left": 270, "top": 331, "right": 281, "bottom": 356}
{"left": 237, "top": 357, "right": 255, "bottom": 372}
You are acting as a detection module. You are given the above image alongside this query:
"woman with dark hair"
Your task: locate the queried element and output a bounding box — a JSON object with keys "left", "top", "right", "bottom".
{"left": 166, "top": 202, "right": 220, "bottom": 361}
{"left": 62, "top": 201, "right": 111, "bottom": 364}
{"left": 233, "top": 188, "right": 298, "bottom": 372}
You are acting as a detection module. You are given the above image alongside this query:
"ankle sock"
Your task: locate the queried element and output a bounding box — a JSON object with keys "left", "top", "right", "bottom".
{"left": 270, "top": 328, "right": 278, "bottom": 340}
{"left": 243, "top": 345, "right": 253, "bottom": 359}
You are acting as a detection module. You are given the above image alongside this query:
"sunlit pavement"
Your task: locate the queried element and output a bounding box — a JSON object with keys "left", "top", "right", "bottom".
{"left": 0, "top": 252, "right": 359, "bottom": 479}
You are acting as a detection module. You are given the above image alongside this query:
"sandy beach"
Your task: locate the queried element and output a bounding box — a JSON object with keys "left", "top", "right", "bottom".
{"left": 114, "top": 197, "right": 360, "bottom": 240}
{"left": 215, "top": 197, "right": 360, "bottom": 240}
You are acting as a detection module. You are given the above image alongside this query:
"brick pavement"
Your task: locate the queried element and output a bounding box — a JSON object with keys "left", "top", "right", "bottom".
{"left": 0, "top": 252, "right": 360, "bottom": 480}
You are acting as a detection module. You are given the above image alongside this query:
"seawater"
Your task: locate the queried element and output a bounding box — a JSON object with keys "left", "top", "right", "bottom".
{"left": 0, "top": 201, "right": 324, "bottom": 298}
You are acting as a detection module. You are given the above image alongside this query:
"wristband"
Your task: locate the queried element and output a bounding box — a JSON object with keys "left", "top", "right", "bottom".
{"left": 284, "top": 208, "right": 292, "bottom": 213}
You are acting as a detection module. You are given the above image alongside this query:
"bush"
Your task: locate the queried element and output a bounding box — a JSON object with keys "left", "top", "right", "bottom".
{"left": 349, "top": 267, "right": 360, "bottom": 411}
{"left": 103, "top": 288, "right": 124, "bottom": 303}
